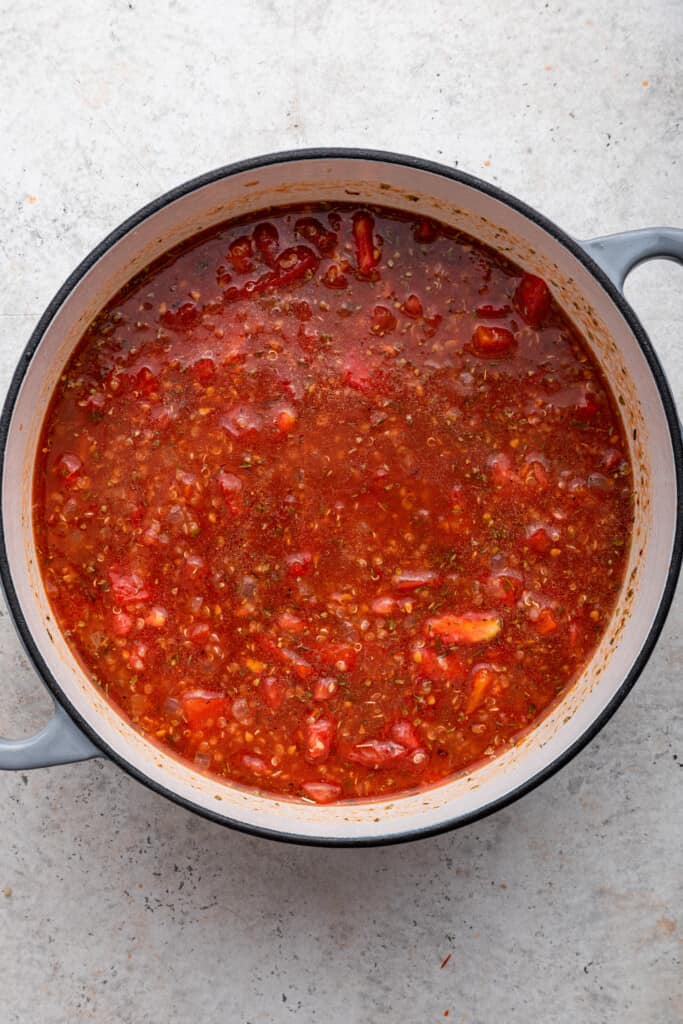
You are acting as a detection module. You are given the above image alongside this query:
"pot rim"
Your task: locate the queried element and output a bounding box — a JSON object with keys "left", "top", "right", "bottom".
{"left": 1, "top": 146, "right": 681, "bottom": 847}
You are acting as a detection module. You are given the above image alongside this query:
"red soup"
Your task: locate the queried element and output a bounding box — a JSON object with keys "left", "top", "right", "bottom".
{"left": 34, "top": 204, "right": 633, "bottom": 803}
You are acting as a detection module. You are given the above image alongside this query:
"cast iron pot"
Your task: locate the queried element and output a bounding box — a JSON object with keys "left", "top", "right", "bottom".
{"left": 1, "top": 149, "right": 682, "bottom": 846}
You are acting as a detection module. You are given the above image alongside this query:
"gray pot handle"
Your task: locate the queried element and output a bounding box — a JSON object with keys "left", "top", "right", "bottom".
{"left": 580, "top": 227, "right": 683, "bottom": 290}
{"left": 0, "top": 699, "right": 101, "bottom": 769}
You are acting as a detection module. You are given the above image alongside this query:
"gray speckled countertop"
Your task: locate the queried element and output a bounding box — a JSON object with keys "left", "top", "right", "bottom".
{"left": 1, "top": 2, "right": 681, "bottom": 1021}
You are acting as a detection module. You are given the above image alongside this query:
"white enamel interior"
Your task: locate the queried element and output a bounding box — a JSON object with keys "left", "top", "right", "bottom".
{"left": 3, "top": 156, "right": 677, "bottom": 842}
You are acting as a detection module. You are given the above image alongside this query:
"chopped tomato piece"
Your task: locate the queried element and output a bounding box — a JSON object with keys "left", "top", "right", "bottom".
{"left": 260, "top": 676, "right": 285, "bottom": 709}
{"left": 536, "top": 608, "right": 559, "bottom": 635}
{"left": 476, "top": 302, "right": 511, "bottom": 318}
{"left": 217, "top": 470, "right": 243, "bottom": 513}
{"left": 321, "top": 263, "right": 349, "bottom": 290}
{"left": 242, "top": 753, "right": 269, "bottom": 775}
{"left": 486, "top": 571, "right": 523, "bottom": 606}
{"left": 514, "top": 273, "right": 551, "bottom": 327}
{"left": 220, "top": 405, "right": 263, "bottom": 438}
{"left": 425, "top": 611, "right": 502, "bottom": 645}
{"left": 313, "top": 676, "right": 338, "bottom": 701}
{"left": 371, "top": 595, "right": 396, "bottom": 615}
{"left": 521, "top": 458, "right": 550, "bottom": 491}
{"left": 275, "top": 406, "right": 297, "bottom": 433}
{"left": 413, "top": 218, "right": 438, "bottom": 243}
{"left": 111, "top": 611, "right": 133, "bottom": 637}
{"left": 188, "top": 622, "right": 210, "bottom": 646}
{"left": 402, "top": 294, "right": 423, "bottom": 318}
{"left": 108, "top": 569, "right": 150, "bottom": 605}
{"left": 227, "top": 235, "right": 254, "bottom": 274}
{"left": 371, "top": 305, "right": 396, "bottom": 335}
{"left": 412, "top": 645, "right": 465, "bottom": 684}
{"left": 161, "top": 302, "right": 201, "bottom": 330}
{"left": 181, "top": 690, "right": 229, "bottom": 729}
{"left": 316, "top": 641, "right": 356, "bottom": 670}
{"left": 526, "top": 525, "right": 551, "bottom": 553}
{"left": 261, "top": 638, "right": 314, "bottom": 679}
{"left": 352, "top": 212, "right": 379, "bottom": 275}
{"left": 55, "top": 452, "right": 83, "bottom": 485}
{"left": 390, "top": 720, "right": 421, "bottom": 750}
{"left": 145, "top": 606, "right": 167, "bottom": 629}
{"left": 489, "top": 452, "right": 519, "bottom": 486}
{"left": 305, "top": 717, "right": 335, "bottom": 763}
{"left": 295, "top": 217, "right": 337, "bottom": 255}
{"left": 472, "top": 324, "right": 516, "bottom": 357}
{"left": 277, "top": 611, "right": 306, "bottom": 633}
{"left": 286, "top": 551, "right": 313, "bottom": 577}
{"left": 346, "top": 739, "right": 407, "bottom": 767}
{"left": 302, "top": 781, "right": 342, "bottom": 804}
{"left": 189, "top": 357, "right": 216, "bottom": 383}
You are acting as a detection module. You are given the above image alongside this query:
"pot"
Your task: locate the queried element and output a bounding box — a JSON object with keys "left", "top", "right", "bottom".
{"left": 1, "top": 149, "right": 681, "bottom": 846}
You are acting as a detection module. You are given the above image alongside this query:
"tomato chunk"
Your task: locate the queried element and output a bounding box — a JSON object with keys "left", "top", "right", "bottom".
{"left": 472, "top": 325, "right": 516, "bottom": 357}
{"left": 514, "top": 273, "right": 551, "bottom": 327}
{"left": 217, "top": 470, "right": 243, "bottom": 514}
{"left": 181, "top": 690, "right": 229, "bottom": 729}
{"left": 302, "top": 781, "right": 342, "bottom": 804}
{"left": 305, "top": 717, "right": 335, "bottom": 763}
{"left": 261, "top": 676, "right": 286, "bottom": 710}
{"left": 55, "top": 453, "right": 83, "bottom": 485}
{"left": 486, "top": 570, "right": 523, "bottom": 606}
{"left": 412, "top": 645, "right": 465, "bottom": 684}
{"left": 108, "top": 569, "right": 150, "bottom": 605}
{"left": 313, "top": 677, "right": 338, "bottom": 701}
{"left": 346, "top": 739, "right": 407, "bottom": 767}
{"left": 425, "top": 612, "right": 502, "bottom": 645}
{"left": 390, "top": 720, "right": 421, "bottom": 750}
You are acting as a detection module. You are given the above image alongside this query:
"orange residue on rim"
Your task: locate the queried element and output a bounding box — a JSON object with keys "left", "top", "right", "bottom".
{"left": 26, "top": 195, "right": 37, "bottom": 205}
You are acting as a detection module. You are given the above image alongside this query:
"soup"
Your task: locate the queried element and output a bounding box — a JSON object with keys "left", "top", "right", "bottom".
{"left": 33, "top": 204, "right": 633, "bottom": 802}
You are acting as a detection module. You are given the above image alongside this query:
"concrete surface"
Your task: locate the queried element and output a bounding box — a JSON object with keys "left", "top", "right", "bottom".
{"left": 1, "top": 1, "right": 682, "bottom": 1021}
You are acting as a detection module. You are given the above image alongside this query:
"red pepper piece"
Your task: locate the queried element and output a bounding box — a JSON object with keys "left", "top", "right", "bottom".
{"left": 392, "top": 570, "right": 440, "bottom": 592}
{"left": 352, "top": 212, "right": 379, "bottom": 275}
{"left": 253, "top": 222, "right": 279, "bottom": 267}
{"left": 425, "top": 612, "right": 502, "bottom": 645}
